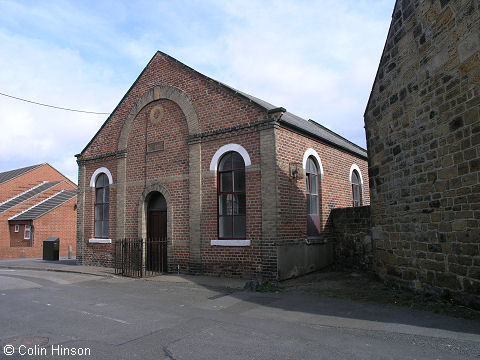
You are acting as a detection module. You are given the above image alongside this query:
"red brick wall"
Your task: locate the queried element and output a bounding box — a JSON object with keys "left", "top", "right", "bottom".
{"left": 0, "top": 164, "right": 75, "bottom": 203}
{"left": 0, "top": 181, "right": 76, "bottom": 250}
{"left": 201, "top": 246, "right": 262, "bottom": 277}
{"left": 78, "top": 51, "right": 370, "bottom": 278}
{"left": 200, "top": 131, "right": 262, "bottom": 278}
{"left": 124, "top": 98, "right": 190, "bottom": 271}
{"left": 276, "top": 127, "right": 370, "bottom": 244}
{"left": 0, "top": 164, "right": 76, "bottom": 259}
{"left": 0, "top": 182, "right": 77, "bottom": 259}
{"left": 82, "top": 52, "right": 265, "bottom": 158}
{"left": 83, "top": 157, "right": 117, "bottom": 241}
{"left": 32, "top": 197, "right": 77, "bottom": 257}
{"left": 82, "top": 157, "right": 117, "bottom": 265}
{"left": 124, "top": 99, "right": 189, "bottom": 238}
{"left": 9, "top": 223, "right": 32, "bottom": 247}
{"left": 81, "top": 100, "right": 265, "bottom": 277}
{"left": 80, "top": 52, "right": 266, "bottom": 275}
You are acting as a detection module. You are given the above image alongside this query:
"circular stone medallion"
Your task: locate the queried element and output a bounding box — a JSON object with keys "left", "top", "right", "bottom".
{"left": 150, "top": 105, "right": 164, "bottom": 125}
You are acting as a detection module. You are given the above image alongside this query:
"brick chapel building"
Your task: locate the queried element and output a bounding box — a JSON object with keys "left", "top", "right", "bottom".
{"left": 76, "top": 51, "right": 369, "bottom": 279}
{"left": 365, "top": 0, "right": 480, "bottom": 306}
{"left": 0, "top": 163, "right": 77, "bottom": 259}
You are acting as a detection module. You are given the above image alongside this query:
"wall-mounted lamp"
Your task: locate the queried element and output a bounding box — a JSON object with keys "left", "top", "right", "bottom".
{"left": 289, "top": 163, "right": 300, "bottom": 180}
{"left": 291, "top": 168, "right": 298, "bottom": 178}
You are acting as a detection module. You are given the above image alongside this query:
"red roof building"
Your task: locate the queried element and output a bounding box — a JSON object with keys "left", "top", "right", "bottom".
{"left": 0, "top": 163, "right": 77, "bottom": 259}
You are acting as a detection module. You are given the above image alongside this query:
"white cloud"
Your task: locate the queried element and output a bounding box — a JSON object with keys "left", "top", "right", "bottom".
{"left": 0, "top": 0, "right": 394, "bottom": 182}
{"left": 0, "top": 31, "right": 122, "bottom": 183}
{"left": 204, "top": 0, "right": 392, "bottom": 147}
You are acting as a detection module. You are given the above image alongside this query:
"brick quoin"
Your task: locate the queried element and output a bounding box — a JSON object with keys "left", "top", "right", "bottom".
{"left": 77, "top": 51, "right": 370, "bottom": 280}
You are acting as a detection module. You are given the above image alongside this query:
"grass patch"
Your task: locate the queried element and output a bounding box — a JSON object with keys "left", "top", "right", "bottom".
{"left": 257, "top": 281, "right": 284, "bottom": 293}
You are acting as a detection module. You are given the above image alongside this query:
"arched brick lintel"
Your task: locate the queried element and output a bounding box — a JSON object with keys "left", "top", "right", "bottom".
{"left": 118, "top": 85, "right": 200, "bottom": 151}
{"left": 137, "top": 182, "right": 173, "bottom": 241}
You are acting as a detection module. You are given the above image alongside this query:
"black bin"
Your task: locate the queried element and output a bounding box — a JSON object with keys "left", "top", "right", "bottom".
{"left": 43, "top": 238, "right": 59, "bottom": 261}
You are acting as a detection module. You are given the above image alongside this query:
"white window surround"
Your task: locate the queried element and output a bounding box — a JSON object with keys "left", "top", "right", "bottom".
{"left": 349, "top": 164, "right": 364, "bottom": 185}
{"left": 14, "top": 225, "right": 19, "bottom": 233}
{"left": 210, "top": 239, "right": 251, "bottom": 246}
{"left": 89, "top": 167, "right": 113, "bottom": 187}
{"left": 302, "top": 148, "right": 324, "bottom": 179}
{"left": 209, "top": 144, "right": 251, "bottom": 171}
{"left": 24, "top": 225, "right": 31, "bottom": 240}
{"left": 88, "top": 238, "right": 112, "bottom": 244}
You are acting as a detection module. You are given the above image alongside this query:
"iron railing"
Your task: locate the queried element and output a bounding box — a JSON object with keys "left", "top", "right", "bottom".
{"left": 114, "top": 238, "right": 167, "bottom": 278}
{"left": 145, "top": 238, "right": 168, "bottom": 276}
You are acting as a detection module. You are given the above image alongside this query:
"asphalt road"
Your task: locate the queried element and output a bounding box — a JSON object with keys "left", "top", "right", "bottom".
{"left": 1, "top": 269, "right": 479, "bottom": 360}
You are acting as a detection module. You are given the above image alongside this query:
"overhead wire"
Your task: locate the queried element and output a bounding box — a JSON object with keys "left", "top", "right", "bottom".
{"left": 0, "top": 91, "right": 110, "bottom": 115}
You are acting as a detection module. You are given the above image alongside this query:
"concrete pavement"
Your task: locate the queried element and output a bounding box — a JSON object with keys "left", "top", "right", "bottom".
{"left": 0, "top": 257, "right": 248, "bottom": 290}
{"left": 0, "top": 267, "right": 479, "bottom": 359}
{"left": 0, "top": 257, "right": 115, "bottom": 276}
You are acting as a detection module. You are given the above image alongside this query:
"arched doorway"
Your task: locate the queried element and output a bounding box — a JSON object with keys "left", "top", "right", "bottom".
{"left": 147, "top": 192, "right": 167, "bottom": 273}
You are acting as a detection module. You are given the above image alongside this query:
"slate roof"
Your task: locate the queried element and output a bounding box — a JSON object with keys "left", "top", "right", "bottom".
{"left": 0, "top": 181, "right": 61, "bottom": 214}
{"left": 281, "top": 113, "right": 367, "bottom": 158}
{"left": 0, "top": 164, "right": 44, "bottom": 185}
{"left": 9, "top": 190, "right": 77, "bottom": 221}
{"left": 223, "top": 85, "right": 368, "bottom": 158}
{"left": 79, "top": 51, "right": 368, "bottom": 159}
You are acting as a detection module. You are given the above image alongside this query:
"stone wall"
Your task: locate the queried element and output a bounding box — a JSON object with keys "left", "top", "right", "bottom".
{"left": 331, "top": 206, "right": 372, "bottom": 271}
{"left": 364, "top": 0, "right": 480, "bottom": 307}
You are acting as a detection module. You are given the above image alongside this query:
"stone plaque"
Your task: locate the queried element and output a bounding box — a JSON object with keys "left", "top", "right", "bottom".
{"left": 147, "top": 141, "right": 164, "bottom": 153}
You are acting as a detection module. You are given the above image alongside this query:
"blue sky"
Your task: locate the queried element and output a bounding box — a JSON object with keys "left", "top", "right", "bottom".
{"left": 0, "top": 0, "right": 394, "bottom": 182}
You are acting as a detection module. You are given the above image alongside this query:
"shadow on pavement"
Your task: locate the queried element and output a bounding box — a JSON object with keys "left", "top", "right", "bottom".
{"left": 1, "top": 257, "right": 479, "bottom": 338}
{"left": 41, "top": 259, "right": 77, "bottom": 266}
{"left": 181, "top": 272, "right": 480, "bottom": 338}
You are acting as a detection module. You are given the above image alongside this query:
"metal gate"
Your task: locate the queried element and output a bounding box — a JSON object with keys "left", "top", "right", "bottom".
{"left": 114, "top": 238, "right": 166, "bottom": 278}
{"left": 145, "top": 238, "right": 168, "bottom": 276}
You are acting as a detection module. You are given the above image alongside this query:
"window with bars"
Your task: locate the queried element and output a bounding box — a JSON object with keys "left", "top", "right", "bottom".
{"left": 94, "top": 173, "right": 110, "bottom": 238}
{"left": 218, "top": 152, "right": 246, "bottom": 239}
{"left": 352, "top": 170, "right": 362, "bottom": 207}
{"left": 306, "top": 156, "right": 321, "bottom": 237}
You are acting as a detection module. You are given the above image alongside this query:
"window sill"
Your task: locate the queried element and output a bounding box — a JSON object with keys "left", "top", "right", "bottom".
{"left": 211, "top": 240, "right": 251, "bottom": 247}
{"left": 89, "top": 238, "right": 112, "bottom": 244}
{"left": 305, "top": 237, "right": 329, "bottom": 245}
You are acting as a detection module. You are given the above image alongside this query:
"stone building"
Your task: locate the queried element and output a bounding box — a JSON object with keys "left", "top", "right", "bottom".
{"left": 0, "top": 163, "right": 77, "bottom": 259}
{"left": 364, "top": 0, "right": 480, "bottom": 306}
{"left": 76, "top": 51, "right": 369, "bottom": 279}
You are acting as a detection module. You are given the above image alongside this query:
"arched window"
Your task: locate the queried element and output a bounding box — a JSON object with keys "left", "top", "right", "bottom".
{"left": 218, "top": 152, "right": 246, "bottom": 239}
{"left": 94, "top": 173, "right": 109, "bottom": 238}
{"left": 352, "top": 170, "right": 362, "bottom": 207}
{"left": 306, "top": 156, "right": 320, "bottom": 237}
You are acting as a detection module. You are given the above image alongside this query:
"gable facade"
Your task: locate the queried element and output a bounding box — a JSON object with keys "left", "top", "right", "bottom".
{"left": 77, "top": 52, "right": 369, "bottom": 279}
